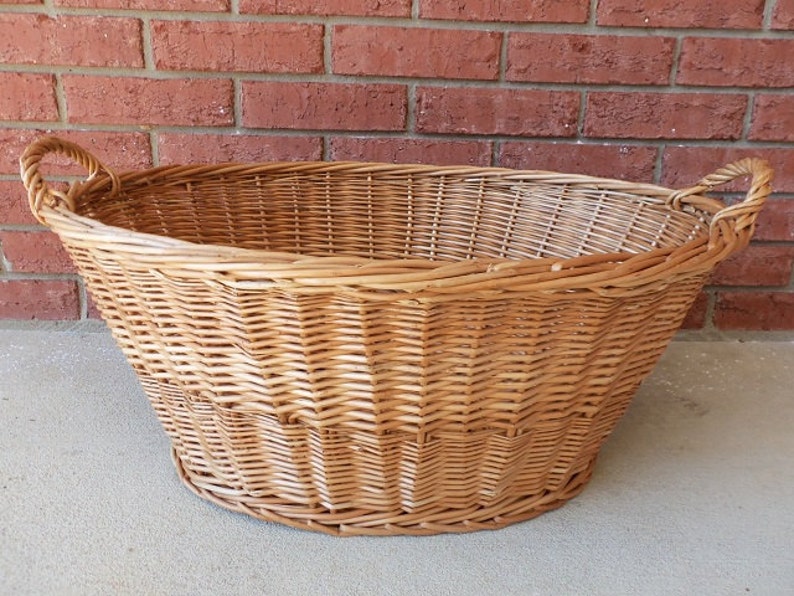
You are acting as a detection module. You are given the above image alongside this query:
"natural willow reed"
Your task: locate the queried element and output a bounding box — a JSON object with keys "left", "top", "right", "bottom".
{"left": 22, "top": 137, "right": 771, "bottom": 535}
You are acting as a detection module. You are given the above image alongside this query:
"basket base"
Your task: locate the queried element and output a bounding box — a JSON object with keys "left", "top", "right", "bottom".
{"left": 171, "top": 448, "right": 596, "bottom": 537}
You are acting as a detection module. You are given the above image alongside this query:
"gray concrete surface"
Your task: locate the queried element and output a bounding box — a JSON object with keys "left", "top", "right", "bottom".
{"left": 1, "top": 326, "right": 792, "bottom": 595}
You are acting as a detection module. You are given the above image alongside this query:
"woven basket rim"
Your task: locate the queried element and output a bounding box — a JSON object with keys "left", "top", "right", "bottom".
{"left": 37, "top": 160, "right": 725, "bottom": 294}
{"left": 21, "top": 136, "right": 770, "bottom": 295}
{"left": 46, "top": 160, "right": 698, "bottom": 247}
{"left": 77, "top": 158, "right": 692, "bottom": 191}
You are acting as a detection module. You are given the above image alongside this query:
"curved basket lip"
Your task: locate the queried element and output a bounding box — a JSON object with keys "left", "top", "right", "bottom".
{"left": 39, "top": 160, "right": 721, "bottom": 294}
{"left": 116, "top": 159, "right": 685, "bottom": 196}
{"left": 60, "top": 158, "right": 698, "bottom": 214}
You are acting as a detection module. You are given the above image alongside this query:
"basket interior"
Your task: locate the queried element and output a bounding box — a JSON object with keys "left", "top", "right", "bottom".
{"left": 78, "top": 169, "right": 707, "bottom": 261}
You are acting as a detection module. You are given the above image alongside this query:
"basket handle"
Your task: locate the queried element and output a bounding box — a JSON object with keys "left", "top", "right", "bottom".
{"left": 20, "top": 136, "right": 120, "bottom": 224}
{"left": 667, "top": 158, "right": 773, "bottom": 249}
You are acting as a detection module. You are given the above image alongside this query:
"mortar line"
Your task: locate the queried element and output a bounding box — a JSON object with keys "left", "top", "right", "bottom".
{"left": 498, "top": 30, "right": 509, "bottom": 83}
{"left": 322, "top": 136, "right": 330, "bottom": 161}
{"left": 11, "top": 3, "right": 794, "bottom": 39}
{"left": 323, "top": 22, "right": 333, "bottom": 75}
{"left": 0, "top": 224, "right": 51, "bottom": 232}
{"left": 0, "top": 239, "right": 11, "bottom": 273}
{"left": 406, "top": 84, "right": 417, "bottom": 135}
{"left": 0, "top": 271, "right": 82, "bottom": 281}
{"left": 709, "top": 281, "right": 794, "bottom": 293}
{"left": 4, "top": 62, "right": 794, "bottom": 96}
{"left": 53, "top": 73, "right": 68, "bottom": 125}
{"left": 652, "top": 143, "right": 666, "bottom": 185}
{"left": 491, "top": 140, "right": 501, "bottom": 167}
{"left": 763, "top": 0, "right": 778, "bottom": 29}
{"left": 588, "top": 0, "right": 598, "bottom": 27}
{"left": 77, "top": 277, "right": 89, "bottom": 319}
{"left": 669, "top": 36, "right": 683, "bottom": 87}
{"left": 576, "top": 90, "right": 587, "bottom": 138}
{"left": 149, "top": 131, "right": 160, "bottom": 167}
{"left": 1, "top": 121, "right": 793, "bottom": 150}
{"left": 141, "top": 16, "right": 155, "bottom": 70}
{"left": 0, "top": 2, "right": 49, "bottom": 14}
{"left": 742, "top": 93, "right": 757, "bottom": 141}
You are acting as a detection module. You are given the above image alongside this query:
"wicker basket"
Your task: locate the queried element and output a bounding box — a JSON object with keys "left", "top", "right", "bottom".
{"left": 21, "top": 137, "right": 771, "bottom": 536}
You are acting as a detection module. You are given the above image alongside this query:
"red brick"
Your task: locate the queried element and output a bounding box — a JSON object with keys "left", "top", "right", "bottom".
{"left": 0, "top": 73, "right": 58, "bottom": 121}
{"left": 772, "top": 0, "right": 794, "bottom": 29}
{"left": 158, "top": 133, "right": 322, "bottom": 164}
{"left": 711, "top": 245, "right": 794, "bottom": 287}
{"left": 507, "top": 33, "right": 674, "bottom": 86}
{"left": 0, "top": 14, "right": 143, "bottom": 68}
{"left": 152, "top": 21, "right": 323, "bottom": 73}
{"left": 239, "top": 0, "right": 409, "bottom": 16}
{"left": 498, "top": 142, "right": 657, "bottom": 182}
{"left": 420, "top": 0, "right": 589, "bottom": 23}
{"left": 680, "top": 291, "right": 709, "bottom": 329}
{"left": 0, "top": 231, "right": 76, "bottom": 274}
{"left": 661, "top": 146, "right": 794, "bottom": 193}
{"left": 677, "top": 38, "right": 794, "bottom": 88}
{"left": 0, "top": 279, "right": 80, "bottom": 320}
{"left": 242, "top": 82, "right": 406, "bottom": 131}
{"left": 55, "top": 0, "right": 228, "bottom": 9}
{"left": 0, "top": 129, "right": 38, "bottom": 175}
{"left": 63, "top": 76, "right": 233, "bottom": 126}
{"left": 715, "top": 292, "right": 794, "bottom": 330}
{"left": 0, "top": 181, "right": 37, "bottom": 225}
{"left": 584, "top": 92, "right": 747, "bottom": 140}
{"left": 749, "top": 95, "right": 794, "bottom": 142}
{"left": 333, "top": 25, "right": 500, "bottom": 80}
{"left": 416, "top": 87, "right": 579, "bottom": 137}
{"left": 753, "top": 199, "right": 794, "bottom": 242}
{"left": 329, "top": 137, "right": 492, "bottom": 166}
{"left": 597, "top": 0, "right": 764, "bottom": 28}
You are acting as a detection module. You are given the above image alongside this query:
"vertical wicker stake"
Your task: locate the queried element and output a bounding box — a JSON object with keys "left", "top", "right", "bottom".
{"left": 22, "top": 137, "right": 771, "bottom": 536}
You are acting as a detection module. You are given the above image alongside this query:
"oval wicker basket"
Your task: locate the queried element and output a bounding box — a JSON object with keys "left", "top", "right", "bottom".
{"left": 21, "top": 137, "right": 771, "bottom": 536}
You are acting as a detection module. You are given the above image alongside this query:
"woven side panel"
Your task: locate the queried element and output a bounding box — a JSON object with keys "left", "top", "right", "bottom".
{"left": 64, "top": 237, "right": 706, "bottom": 523}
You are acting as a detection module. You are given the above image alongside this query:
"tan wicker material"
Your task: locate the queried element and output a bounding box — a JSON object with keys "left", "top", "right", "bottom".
{"left": 21, "top": 136, "right": 771, "bottom": 536}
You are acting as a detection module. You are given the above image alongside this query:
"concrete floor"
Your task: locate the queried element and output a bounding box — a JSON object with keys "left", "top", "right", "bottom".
{"left": 1, "top": 323, "right": 792, "bottom": 595}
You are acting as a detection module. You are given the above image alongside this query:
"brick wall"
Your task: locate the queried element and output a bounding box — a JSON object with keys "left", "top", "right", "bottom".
{"left": 0, "top": 0, "right": 792, "bottom": 329}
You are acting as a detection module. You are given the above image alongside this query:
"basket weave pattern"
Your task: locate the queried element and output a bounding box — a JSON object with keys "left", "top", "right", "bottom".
{"left": 22, "top": 138, "right": 771, "bottom": 535}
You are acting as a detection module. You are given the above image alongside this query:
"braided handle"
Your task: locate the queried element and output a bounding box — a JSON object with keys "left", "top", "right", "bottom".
{"left": 668, "top": 158, "right": 773, "bottom": 249}
{"left": 20, "top": 136, "right": 120, "bottom": 224}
